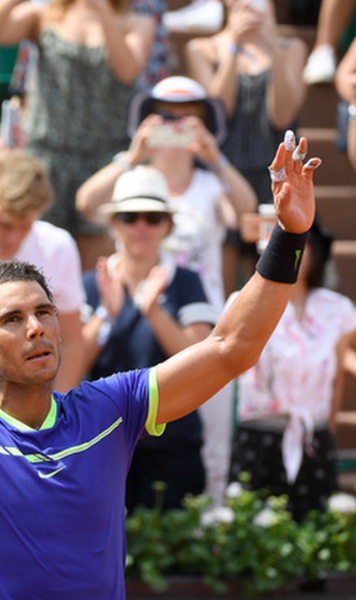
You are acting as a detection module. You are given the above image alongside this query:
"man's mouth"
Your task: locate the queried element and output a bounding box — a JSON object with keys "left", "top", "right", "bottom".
{"left": 25, "top": 348, "right": 52, "bottom": 362}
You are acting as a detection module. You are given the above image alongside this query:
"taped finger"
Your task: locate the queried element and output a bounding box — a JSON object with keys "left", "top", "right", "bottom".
{"left": 284, "top": 130, "right": 296, "bottom": 152}
{"left": 292, "top": 147, "right": 307, "bottom": 162}
{"left": 268, "top": 165, "right": 286, "bottom": 182}
{"left": 302, "top": 157, "right": 322, "bottom": 179}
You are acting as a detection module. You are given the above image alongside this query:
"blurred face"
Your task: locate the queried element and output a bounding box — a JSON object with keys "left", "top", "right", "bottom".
{"left": 0, "top": 280, "right": 61, "bottom": 387}
{"left": 111, "top": 212, "right": 172, "bottom": 258}
{"left": 0, "top": 209, "right": 40, "bottom": 260}
{"left": 153, "top": 100, "right": 207, "bottom": 122}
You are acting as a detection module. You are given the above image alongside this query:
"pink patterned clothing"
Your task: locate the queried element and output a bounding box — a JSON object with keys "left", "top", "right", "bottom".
{"left": 236, "top": 288, "right": 356, "bottom": 483}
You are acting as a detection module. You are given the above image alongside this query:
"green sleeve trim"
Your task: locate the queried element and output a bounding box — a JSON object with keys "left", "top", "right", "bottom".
{"left": 146, "top": 367, "right": 166, "bottom": 437}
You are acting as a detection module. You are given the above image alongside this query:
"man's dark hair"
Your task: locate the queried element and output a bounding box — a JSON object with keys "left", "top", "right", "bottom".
{"left": 0, "top": 260, "right": 54, "bottom": 304}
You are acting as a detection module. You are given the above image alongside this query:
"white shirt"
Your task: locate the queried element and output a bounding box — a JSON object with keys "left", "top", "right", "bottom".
{"left": 162, "top": 168, "right": 226, "bottom": 312}
{"left": 238, "top": 288, "right": 356, "bottom": 423}
{"left": 236, "top": 287, "right": 356, "bottom": 483}
{"left": 14, "top": 220, "right": 85, "bottom": 313}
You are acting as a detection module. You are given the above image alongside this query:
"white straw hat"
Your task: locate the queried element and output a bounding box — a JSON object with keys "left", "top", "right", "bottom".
{"left": 127, "top": 76, "right": 227, "bottom": 145}
{"left": 100, "top": 166, "right": 174, "bottom": 215}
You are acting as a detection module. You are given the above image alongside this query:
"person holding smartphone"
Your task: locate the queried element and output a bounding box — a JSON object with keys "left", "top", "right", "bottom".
{"left": 185, "top": 0, "right": 308, "bottom": 294}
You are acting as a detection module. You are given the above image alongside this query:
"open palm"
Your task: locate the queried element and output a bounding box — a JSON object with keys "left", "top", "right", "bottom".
{"left": 270, "top": 133, "right": 321, "bottom": 234}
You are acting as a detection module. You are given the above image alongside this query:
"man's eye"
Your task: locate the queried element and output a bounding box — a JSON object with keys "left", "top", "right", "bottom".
{"left": 36, "top": 310, "right": 50, "bottom": 317}
{"left": 5, "top": 315, "right": 20, "bottom": 323}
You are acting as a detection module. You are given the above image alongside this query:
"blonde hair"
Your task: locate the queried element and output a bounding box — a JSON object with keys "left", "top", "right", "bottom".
{"left": 0, "top": 150, "right": 53, "bottom": 215}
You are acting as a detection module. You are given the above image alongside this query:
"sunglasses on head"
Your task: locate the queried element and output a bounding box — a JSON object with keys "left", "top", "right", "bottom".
{"left": 114, "top": 212, "right": 169, "bottom": 225}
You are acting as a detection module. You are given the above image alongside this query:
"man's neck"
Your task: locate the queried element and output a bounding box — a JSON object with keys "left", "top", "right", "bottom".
{"left": 0, "top": 382, "right": 53, "bottom": 430}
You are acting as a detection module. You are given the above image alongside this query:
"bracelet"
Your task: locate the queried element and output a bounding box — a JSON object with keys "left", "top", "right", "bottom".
{"left": 95, "top": 305, "right": 115, "bottom": 324}
{"left": 256, "top": 223, "right": 309, "bottom": 284}
{"left": 97, "top": 321, "right": 113, "bottom": 347}
{"left": 228, "top": 43, "right": 242, "bottom": 56}
{"left": 209, "top": 153, "right": 231, "bottom": 195}
{"left": 348, "top": 104, "right": 356, "bottom": 122}
{"left": 112, "top": 151, "right": 133, "bottom": 172}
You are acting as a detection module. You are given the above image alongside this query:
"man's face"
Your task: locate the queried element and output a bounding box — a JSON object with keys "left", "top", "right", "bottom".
{"left": 0, "top": 209, "right": 40, "bottom": 260}
{"left": 0, "top": 280, "right": 61, "bottom": 387}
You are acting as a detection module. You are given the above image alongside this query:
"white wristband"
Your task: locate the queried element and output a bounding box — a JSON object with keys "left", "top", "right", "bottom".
{"left": 95, "top": 305, "right": 114, "bottom": 324}
{"left": 97, "top": 321, "right": 113, "bottom": 347}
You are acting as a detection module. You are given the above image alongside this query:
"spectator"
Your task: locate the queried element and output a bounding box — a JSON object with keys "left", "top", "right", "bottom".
{"left": 303, "top": 0, "right": 356, "bottom": 84}
{"left": 335, "top": 36, "right": 356, "bottom": 172}
{"left": 185, "top": 0, "right": 307, "bottom": 293}
{"left": 0, "top": 0, "right": 155, "bottom": 265}
{"left": 80, "top": 165, "right": 217, "bottom": 510}
{"left": 228, "top": 215, "right": 356, "bottom": 521}
{"left": 77, "top": 75, "right": 257, "bottom": 311}
{"left": 0, "top": 149, "right": 85, "bottom": 391}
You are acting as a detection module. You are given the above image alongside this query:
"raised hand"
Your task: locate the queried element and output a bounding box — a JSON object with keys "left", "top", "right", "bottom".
{"left": 126, "top": 114, "right": 162, "bottom": 166}
{"left": 269, "top": 130, "right": 321, "bottom": 234}
{"left": 139, "top": 265, "right": 169, "bottom": 316}
{"left": 184, "top": 116, "right": 220, "bottom": 165}
{"left": 96, "top": 257, "right": 125, "bottom": 319}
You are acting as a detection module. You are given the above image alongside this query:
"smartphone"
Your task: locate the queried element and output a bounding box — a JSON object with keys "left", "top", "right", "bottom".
{"left": 147, "top": 122, "right": 196, "bottom": 149}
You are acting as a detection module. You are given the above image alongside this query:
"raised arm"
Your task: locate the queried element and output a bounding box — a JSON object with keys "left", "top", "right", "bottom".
{"left": 76, "top": 115, "right": 159, "bottom": 223}
{"left": 88, "top": 0, "right": 155, "bottom": 83}
{"left": 0, "top": 0, "right": 41, "bottom": 45}
{"left": 335, "top": 38, "right": 356, "bottom": 172}
{"left": 261, "top": 5, "right": 308, "bottom": 129}
{"left": 156, "top": 133, "right": 320, "bottom": 423}
{"left": 185, "top": 3, "right": 264, "bottom": 116}
{"left": 185, "top": 116, "right": 257, "bottom": 222}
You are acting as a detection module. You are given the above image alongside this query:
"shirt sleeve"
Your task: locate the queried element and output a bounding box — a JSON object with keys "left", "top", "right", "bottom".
{"left": 146, "top": 366, "right": 166, "bottom": 436}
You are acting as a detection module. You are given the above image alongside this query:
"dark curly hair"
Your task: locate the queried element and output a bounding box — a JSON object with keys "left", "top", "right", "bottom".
{"left": 0, "top": 260, "right": 54, "bottom": 304}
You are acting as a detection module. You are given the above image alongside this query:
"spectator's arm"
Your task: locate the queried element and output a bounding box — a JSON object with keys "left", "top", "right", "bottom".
{"left": 335, "top": 37, "right": 356, "bottom": 104}
{"left": 0, "top": 0, "right": 41, "bottom": 44}
{"left": 56, "top": 310, "right": 85, "bottom": 393}
{"left": 93, "top": 0, "right": 155, "bottom": 83}
{"left": 76, "top": 161, "right": 127, "bottom": 225}
{"left": 267, "top": 37, "right": 308, "bottom": 129}
{"left": 330, "top": 328, "right": 356, "bottom": 432}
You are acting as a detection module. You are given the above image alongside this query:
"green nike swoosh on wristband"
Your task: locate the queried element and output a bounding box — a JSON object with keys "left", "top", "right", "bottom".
{"left": 294, "top": 249, "right": 302, "bottom": 271}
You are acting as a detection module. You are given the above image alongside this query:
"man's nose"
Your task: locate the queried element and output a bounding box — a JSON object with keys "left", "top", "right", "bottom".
{"left": 26, "top": 315, "right": 45, "bottom": 338}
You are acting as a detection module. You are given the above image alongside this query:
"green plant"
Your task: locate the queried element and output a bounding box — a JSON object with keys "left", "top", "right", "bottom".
{"left": 125, "top": 480, "right": 356, "bottom": 597}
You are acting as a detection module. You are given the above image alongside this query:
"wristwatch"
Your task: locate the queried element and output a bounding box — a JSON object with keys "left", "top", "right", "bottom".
{"left": 112, "top": 151, "right": 133, "bottom": 171}
{"left": 348, "top": 104, "right": 356, "bottom": 121}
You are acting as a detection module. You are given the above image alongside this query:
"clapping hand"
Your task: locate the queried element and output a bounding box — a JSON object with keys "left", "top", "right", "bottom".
{"left": 96, "top": 257, "right": 125, "bottom": 319}
{"left": 269, "top": 130, "right": 321, "bottom": 234}
{"left": 139, "top": 265, "right": 169, "bottom": 316}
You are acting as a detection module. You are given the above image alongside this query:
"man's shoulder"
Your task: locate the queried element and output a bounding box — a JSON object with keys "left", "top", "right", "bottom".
{"left": 32, "top": 221, "right": 76, "bottom": 248}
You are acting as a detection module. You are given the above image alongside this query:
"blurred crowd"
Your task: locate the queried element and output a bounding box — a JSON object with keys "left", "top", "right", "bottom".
{"left": 1, "top": 0, "right": 356, "bottom": 517}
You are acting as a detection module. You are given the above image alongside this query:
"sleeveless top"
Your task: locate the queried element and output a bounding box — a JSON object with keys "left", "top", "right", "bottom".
{"left": 221, "top": 70, "right": 285, "bottom": 204}
{"left": 25, "top": 29, "right": 135, "bottom": 234}
{"left": 26, "top": 28, "right": 134, "bottom": 156}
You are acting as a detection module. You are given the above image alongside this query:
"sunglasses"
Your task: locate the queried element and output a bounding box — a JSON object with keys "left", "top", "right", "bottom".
{"left": 114, "top": 212, "right": 169, "bottom": 226}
